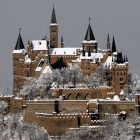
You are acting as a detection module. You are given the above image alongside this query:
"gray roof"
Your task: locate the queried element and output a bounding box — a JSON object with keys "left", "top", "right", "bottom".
{"left": 51, "top": 6, "right": 57, "bottom": 23}
{"left": 84, "top": 23, "right": 95, "bottom": 41}
{"left": 15, "top": 32, "right": 25, "bottom": 50}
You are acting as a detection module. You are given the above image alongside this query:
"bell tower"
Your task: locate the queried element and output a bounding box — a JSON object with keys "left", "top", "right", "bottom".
{"left": 50, "top": 5, "right": 58, "bottom": 48}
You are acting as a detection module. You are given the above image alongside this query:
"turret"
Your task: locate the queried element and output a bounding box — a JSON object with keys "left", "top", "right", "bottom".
{"left": 82, "top": 19, "right": 98, "bottom": 53}
{"left": 60, "top": 34, "right": 64, "bottom": 48}
{"left": 112, "top": 35, "right": 117, "bottom": 53}
{"left": 107, "top": 34, "right": 110, "bottom": 49}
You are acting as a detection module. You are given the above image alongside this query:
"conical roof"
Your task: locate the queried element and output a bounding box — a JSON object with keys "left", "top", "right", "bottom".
{"left": 15, "top": 32, "right": 25, "bottom": 50}
{"left": 51, "top": 6, "right": 57, "bottom": 23}
{"left": 84, "top": 23, "right": 95, "bottom": 41}
{"left": 112, "top": 35, "right": 116, "bottom": 53}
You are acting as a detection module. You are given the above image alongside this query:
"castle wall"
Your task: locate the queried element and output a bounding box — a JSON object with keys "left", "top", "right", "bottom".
{"left": 51, "top": 87, "right": 114, "bottom": 100}
{"left": 98, "top": 101, "right": 135, "bottom": 119}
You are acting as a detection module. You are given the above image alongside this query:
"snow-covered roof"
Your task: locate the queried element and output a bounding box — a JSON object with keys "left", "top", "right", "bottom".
{"left": 25, "top": 56, "right": 31, "bottom": 63}
{"left": 49, "top": 48, "right": 78, "bottom": 55}
{"left": 32, "top": 40, "right": 47, "bottom": 51}
{"left": 42, "top": 66, "right": 52, "bottom": 74}
{"left": 12, "top": 49, "right": 26, "bottom": 54}
{"left": 82, "top": 40, "right": 97, "bottom": 43}
{"left": 35, "top": 59, "right": 45, "bottom": 72}
{"left": 113, "top": 95, "right": 120, "bottom": 101}
{"left": 120, "top": 90, "right": 125, "bottom": 95}
{"left": 49, "top": 23, "right": 58, "bottom": 26}
{"left": 72, "top": 52, "right": 103, "bottom": 63}
{"left": 104, "top": 56, "right": 117, "bottom": 69}
{"left": 113, "top": 52, "right": 118, "bottom": 55}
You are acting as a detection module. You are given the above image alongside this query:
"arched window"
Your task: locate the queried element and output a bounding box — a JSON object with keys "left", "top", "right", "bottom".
{"left": 67, "top": 94, "right": 73, "bottom": 100}
{"left": 117, "top": 72, "right": 119, "bottom": 75}
{"left": 76, "top": 94, "right": 82, "bottom": 100}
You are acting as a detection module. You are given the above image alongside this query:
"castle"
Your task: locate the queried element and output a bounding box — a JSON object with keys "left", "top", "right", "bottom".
{"left": 13, "top": 6, "right": 128, "bottom": 96}
{"left": 10, "top": 6, "right": 135, "bottom": 137}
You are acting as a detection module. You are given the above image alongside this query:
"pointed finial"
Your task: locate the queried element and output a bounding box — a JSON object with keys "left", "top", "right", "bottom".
{"left": 124, "top": 55, "right": 125, "bottom": 62}
{"left": 107, "top": 34, "right": 110, "bottom": 42}
{"left": 126, "top": 55, "right": 128, "bottom": 62}
{"left": 61, "top": 34, "right": 63, "bottom": 43}
{"left": 19, "top": 28, "right": 21, "bottom": 33}
{"left": 45, "top": 34, "right": 47, "bottom": 39}
{"left": 89, "top": 17, "right": 91, "bottom": 23}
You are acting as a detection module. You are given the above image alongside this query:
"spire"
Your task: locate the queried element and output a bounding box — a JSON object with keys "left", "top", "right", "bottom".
{"left": 124, "top": 55, "right": 125, "bottom": 62}
{"left": 84, "top": 20, "right": 95, "bottom": 41}
{"left": 15, "top": 29, "right": 25, "bottom": 50}
{"left": 107, "top": 34, "right": 110, "bottom": 43}
{"left": 61, "top": 34, "right": 63, "bottom": 43}
{"left": 82, "top": 46, "right": 85, "bottom": 56}
{"left": 51, "top": 5, "right": 57, "bottom": 23}
{"left": 112, "top": 35, "right": 116, "bottom": 53}
{"left": 88, "top": 46, "right": 91, "bottom": 56}
{"left": 126, "top": 55, "right": 128, "bottom": 62}
{"left": 107, "top": 34, "right": 110, "bottom": 49}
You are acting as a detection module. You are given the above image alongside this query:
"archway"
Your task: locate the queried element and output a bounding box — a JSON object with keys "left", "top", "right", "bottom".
{"left": 67, "top": 94, "right": 73, "bottom": 100}
{"left": 76, "top": 94, "right": 82, "bottom": 100}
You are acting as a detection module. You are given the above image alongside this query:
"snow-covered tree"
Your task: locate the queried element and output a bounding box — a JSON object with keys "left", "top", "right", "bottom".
{"left": 19, "top": 78, "right": 39, "bottom": 100}
{"left": 95, "top": 64, "right": 110, "bottom": 86}
{"left": 124, "top": 73, "right": 140, "bottom": 100}
{"left": 1, "top": 112, "right": 51, "bottom": 140}
{"left": 0, "top": 101, "right": 8, "bottom": 125}
{"left": 60, "top": 67, "right": 69, "bottom": 88}
{"left": 52, "top": 69, "right": 63, "bottom": 87}
{"left": 38, "top": 72, "right": 52, "bottom": 99}
{"left": 68, "top": 64, "right": 84, "bottom": 88}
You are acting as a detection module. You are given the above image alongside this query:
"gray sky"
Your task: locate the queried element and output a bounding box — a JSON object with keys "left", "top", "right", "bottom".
{"left": 0, "top": 0, "right": 140, "bottom": 95}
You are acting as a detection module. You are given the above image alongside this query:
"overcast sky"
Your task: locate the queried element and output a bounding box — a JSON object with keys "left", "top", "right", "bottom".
{"left": 0, "top": 0, "right": 140, "bottom": 95}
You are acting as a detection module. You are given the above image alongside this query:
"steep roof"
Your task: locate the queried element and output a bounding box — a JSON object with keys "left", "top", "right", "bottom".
{"left": 51, "top": 6, "right": 57, "bottom": 23}
{"left": 116, "top": 52, "right": 124, "bottom": 63}
{"left": 112, "top": 35, "right": 116, "bottom": 53}
{"left": 84, "top": 23, "right": 95, "bottom": 41}
{"left": 15, "top": 32, "right": 25, "bottom": 50}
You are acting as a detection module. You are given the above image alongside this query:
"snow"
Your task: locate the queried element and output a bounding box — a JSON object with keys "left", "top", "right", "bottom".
{"left": 32, "top": 40, "right": 47, "bottom": 51}
{"left": 49, "top": 48, "right": 77, "bottom": 55}
{"left": 42, "top": 66, "right": 52, "bottom": 74}
{"left": 49, "top": 23, "right": 58, "bottom": 26}
{"left": 105, "top": 56, "right": 116, "bottom": 69}
{"left": 120, "top": 90, "right": 125, "bottom": 95}
{"left": 113, "top": 95, "right": 120, "bottom": 101}
{"left": 35, "top": 67, "right": 42, "bottom": 72}
{"left": 12, "top": 49, "right": 26, "bottom": 54}
{"left": 120, "top": 111, "right": 126, "bottom": 114}
{"left": 107, "top": 92, "right": 115, "bottom": 94}
{"left": 113, "top": 52, "right": 118, "bottom": 55}
{"left": 25, "top": 58, "right": 31, "bottom": 63}
{"left": 74, "top": 52, "right": 103, "bottom": 63}
{"left": 82, "top": 40, "right": 97, "bottom": 43}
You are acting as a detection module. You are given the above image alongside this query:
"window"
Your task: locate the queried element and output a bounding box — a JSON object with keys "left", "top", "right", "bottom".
{"left": 27, "top": 71, "right": 29, "bottom": 77}
{"left": 124, "top": 72, "right": 125, "bottom": 75}
{"left": 117, "top": 72, "right": 119, "bottom": 75}
{"left": 27, "top": 65, "right": 29, "bottom": 68}
{"left": 53, "top": 38, "right": 55, "bottom": 42}
{"left": 120, "top": 86, "right": 123, "bottom": 89}
{"left": 120, "top": 72, "right": 122, "bottom": 75}
{"left": 39, "top": 42, "right": 41, "bottom": 45}
{"left": 120, "top": 78, "right": 123, "bottom": 81}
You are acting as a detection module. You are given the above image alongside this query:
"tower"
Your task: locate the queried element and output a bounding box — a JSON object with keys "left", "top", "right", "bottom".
{"left": 13, "top": 30, "right": 26, "bottom": 96}
{"left": 50, "top": 5, "right": 58, "bottom": 48}
{"left": 82, "top": 19, "right": 98, "bottom": 53}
